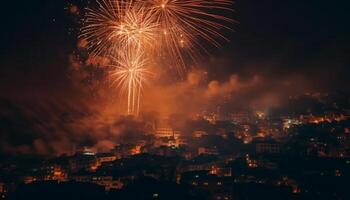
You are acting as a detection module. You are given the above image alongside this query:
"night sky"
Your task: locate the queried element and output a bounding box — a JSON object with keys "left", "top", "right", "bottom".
{"left": 1, "top": 0, "right": 350, "bottom": 96}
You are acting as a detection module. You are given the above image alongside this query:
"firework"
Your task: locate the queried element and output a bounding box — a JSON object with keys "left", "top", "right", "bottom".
{"left": 81, "top": 0, "right": 156, "bottom": 115}
{"left": 80, "top": 0, "right": 131, "bottom": 56}
{"left": 109, "top": 48, "right": 151, "bottom": 115}
{"left": 116, "top": 6, "right": 159, "bottom": 50}
{"left": 137, "top": 0, "right": 235, "bottom": 75}
{"left": 80, "top": 0, "right": 234, "bottom": 115}
{"left": 81, "top": 0, "right": 159, "bottom": 56}
{"left": 81, "top": 0, "right": 234, "bottom": 70}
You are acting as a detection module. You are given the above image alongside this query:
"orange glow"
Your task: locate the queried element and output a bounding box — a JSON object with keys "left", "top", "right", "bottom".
{"left": 131, "top": 145, "right": 142, "bottom": 155}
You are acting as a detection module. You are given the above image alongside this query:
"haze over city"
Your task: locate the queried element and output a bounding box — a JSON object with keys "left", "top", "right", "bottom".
{"left": 0, "top": 0, "right": 349, "bottom": 200}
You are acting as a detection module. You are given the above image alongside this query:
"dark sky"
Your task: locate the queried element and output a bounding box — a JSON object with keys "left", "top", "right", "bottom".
{"left": 0, "top": 0, "right": 349, "bottom": 96}
{"left": 214, "top": 0, "right": 350, "bottom": 88}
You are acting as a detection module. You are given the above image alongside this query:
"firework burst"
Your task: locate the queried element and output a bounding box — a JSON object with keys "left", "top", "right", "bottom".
{"left": 80, "top": 0, "right": 132, "bottom": 56}
{"left": 116, "top": 6, "right": 159, "bottom": 50}
{"left": 137, "top": 0, "right": 235, "bottom": 75}
{"left": 80, "top": 0, "right": 234, "bottom": 115}
{"left": 109, "top": 49, "right": 151, "bottom": 115}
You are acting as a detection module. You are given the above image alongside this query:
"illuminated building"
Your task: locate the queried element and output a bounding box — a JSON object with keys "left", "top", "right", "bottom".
{"left": 155, "top": 127, "right": 175, "bottom": 137}
{"left": 96, "top": 153, "right": 117, "bottom": 167}
{"left": 154, "top": 128, "right": 182, "bottom": 146}
{"left": 210, "top": 166, "right": 232, "bottom": 177}
{"left": 69, "top": 154, "right": 98, "bottom": 173}
{"left": 23, "top": 176, "right": 37, "bottom": 184}
{"left": 113, "top": 144, "right": 141, "bottom": 158}
{"left": 193, "top": 130, "right": 208, "bottom": 138}
{"left": 198, "top": 147, "right": 219, "bottom": 156}
{"left": 76, "top": 147, "right": 96, "bottom": 156}
{"left": 245, "top": 154, "right": 258, "bottom": 168}
{"left": 283, "top": 118, "right": 302, "bottom": 130}
{"left": 96, "top": 153, "right": 117, "bottom": 163}
{"left": 230, "top": 111, "right": 251, "bottom": 123}
{"left": 182, "top": 151, "right": 194, "bottom": 160}
{"left": 155, "top": 119, "right": 172, "bottom": 136}
{"left": 256, "top": 111, "right": 266, "bottom": 119}
{"left": 37, "top": 164, "right": 68, "bottom": 182}
{"left": 180, "top": 171, "right": 233, "bottom": 200}
{"left": 153, "top": 118, "right": 183, "bottom": 147}
{"left": 91, "top": 176, "right": 124, "bottom": 191}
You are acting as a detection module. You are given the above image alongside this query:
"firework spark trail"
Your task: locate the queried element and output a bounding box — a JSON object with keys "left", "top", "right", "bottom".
{"left": 81, "top": 0, "right": 157, "bottom": 115}
{"left": 137, "top": 0, "right": 235, "bottom": 75}
{"left": 81, "top": 0, "right": 234, "bottom": 65}
{"left": 80, "top": 0, "right": 131, "bottom": 56}
{"left": 80, "top": 0, "right": 234, "bottom": 115}
{"left": 110, "top": 6, "right": 156, "bottom": 115}
{"left": 117, "top": 6, "right": 159, "bottom": 50}
{"left": 109, "top": 48, "right": 150, "bottom": 115}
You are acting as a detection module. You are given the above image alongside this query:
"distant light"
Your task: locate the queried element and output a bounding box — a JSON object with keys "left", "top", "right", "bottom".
{"left": 153, "top": 193, "right": 159, "bottom": 198}
{"left": 83, "top": 152, "right": 95, "bottom": 156}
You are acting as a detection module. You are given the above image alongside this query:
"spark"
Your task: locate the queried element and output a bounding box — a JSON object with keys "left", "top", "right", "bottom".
{"left": 80, "top": 0, "right": 133, "bottom": 56}
{"left": 109, "top": 49, "right": 151, "bottom": 115}
{"left": 138, "top": 0, "right": 235, "bottom": 75}
{"left": 115, "top": 6, "right": 159, "bottom": 50}
{"left": 80, "top": 0, "right": 156, "bottom": 115}
{"left": 81, "top": 0, "right": 234, "bottom": 72}
{"left": 80, "top": 0, "right": 234, "bottom": 115}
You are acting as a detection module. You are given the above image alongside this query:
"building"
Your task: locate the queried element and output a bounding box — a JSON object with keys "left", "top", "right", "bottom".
{"left": 39, "top": 164, "right": 68, "bottom": 181}
{"left": 91, "top": 176, "right": 124, "bottom": 191}
{"left": 96, "top": 153, "right": 117, "bottom": 165}
{"left": 193, "top": 130, "right": 208, "bottom": 138}
{"left": 180, "top": 171, "right": 233, "bottom": 200}
{"left": 210, "top": 165, "right": 232, "bottom": 177}
{"left": 155, "top": 127, "right": 175, "bottom": 138}
{"left": 231, "top": 111, "right": 251, "bottom": 123}
{"left": 69, "top": 154, "right": 98, "bottom": 172}
{"left": 113, "top": 144, "right": 141, "bottom": 158}
{"left": 71, "top": 175, "right": 123, "bottom": 191}
{"left": 198, "top": 147, "right": 219, "bottom": 156}
{"left": 256, "top": 142, "right": 281, "bottom": 154}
